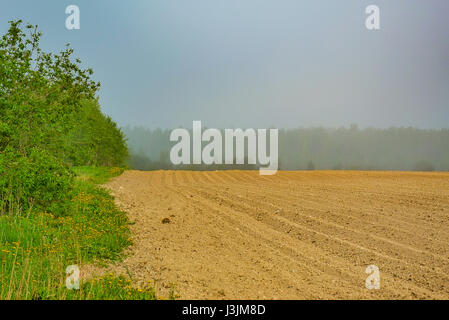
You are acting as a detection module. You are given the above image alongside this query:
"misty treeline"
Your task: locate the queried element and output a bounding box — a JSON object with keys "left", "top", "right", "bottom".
{"left": 0, "top": 21, "right": 128, "bottom": 212}
{"left": 124, "top": 125, "right": 449, "bottom": 172}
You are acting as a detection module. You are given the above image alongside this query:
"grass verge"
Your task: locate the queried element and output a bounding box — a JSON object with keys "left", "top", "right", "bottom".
{"left": 0, "top": 166, "right": 156, "bottom": 300}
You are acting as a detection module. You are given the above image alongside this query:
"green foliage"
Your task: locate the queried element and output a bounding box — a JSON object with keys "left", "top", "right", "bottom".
{"left": 0, "top": 20, "right": 128, "bottom": 211}
{"left": 72, "top": 166, "right": 125, "bottom": 185}
{"left": 0, "top": 167, "right": 155, "bottom": 300}
{"left": 0, "top": 21, "right": 136, "bottom": 299}
{"left": 67, "top": 100, "right": 128, "bottom": 166}
{"left": 0, "top": 147, "right": 74, "bottom": 213}
{"left": 0, "top": 20, "right": 99, "bottom": 156}
{"left": 65, "top": 275, "right": 157, "bottom": 300}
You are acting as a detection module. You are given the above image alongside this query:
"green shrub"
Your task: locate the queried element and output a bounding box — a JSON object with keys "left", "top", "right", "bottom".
{"left": 0, "top": 147, "right": 74, "bottom": 214}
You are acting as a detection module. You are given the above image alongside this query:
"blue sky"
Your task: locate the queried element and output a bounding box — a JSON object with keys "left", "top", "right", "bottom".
{"left": 1, "top": 0, "right": 448, "bottom": 129}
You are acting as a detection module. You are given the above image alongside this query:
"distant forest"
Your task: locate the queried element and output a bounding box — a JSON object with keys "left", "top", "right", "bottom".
{"left": 123, "top": 125, "right": 449, "bottom": 172}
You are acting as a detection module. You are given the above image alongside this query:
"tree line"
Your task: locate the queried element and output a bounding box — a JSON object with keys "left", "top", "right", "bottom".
{"left": 124, "top": 124, "right": 449, "bottom": 172}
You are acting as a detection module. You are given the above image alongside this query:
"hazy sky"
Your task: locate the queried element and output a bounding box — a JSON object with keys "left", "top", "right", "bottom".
{"left": 1, "top": 1, "right": 448, "bottom": 129}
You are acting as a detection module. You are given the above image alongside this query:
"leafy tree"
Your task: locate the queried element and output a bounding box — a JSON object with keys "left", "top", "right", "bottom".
{"left": 0, "top": 20, "right": 128, "bottom": 213}
{"left": 67, "top": 99, "right": 128, "bottom": 166}
{"left": 0, "top": 20, "right": 99, "bottom": 157}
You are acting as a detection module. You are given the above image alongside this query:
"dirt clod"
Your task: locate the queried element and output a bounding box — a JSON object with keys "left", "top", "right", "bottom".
{"left": 162, "top": 218, "right": 171, "bottom": 224}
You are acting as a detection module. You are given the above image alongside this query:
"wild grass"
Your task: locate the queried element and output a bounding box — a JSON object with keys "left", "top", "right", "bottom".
{"left": 0, "top": 167, "right": 157, "bottom": 300}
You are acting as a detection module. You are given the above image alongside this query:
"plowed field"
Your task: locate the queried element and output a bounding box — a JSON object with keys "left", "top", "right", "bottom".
{"left": 105, "top": 170, "right": 449, "bottom": 299}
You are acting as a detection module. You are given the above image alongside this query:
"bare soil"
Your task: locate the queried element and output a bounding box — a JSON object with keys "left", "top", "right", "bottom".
{"left": 104, "top": 170, "right": 449, "bottom": 299}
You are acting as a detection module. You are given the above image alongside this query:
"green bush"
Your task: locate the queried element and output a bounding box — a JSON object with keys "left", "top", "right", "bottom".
{"left": 0, "top": 147, "right": 74, "bottom": 214}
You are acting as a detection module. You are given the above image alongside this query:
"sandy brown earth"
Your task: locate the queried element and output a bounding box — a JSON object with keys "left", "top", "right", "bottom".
{"left": 104, "top": 170, "right": 449, "bottom": 299}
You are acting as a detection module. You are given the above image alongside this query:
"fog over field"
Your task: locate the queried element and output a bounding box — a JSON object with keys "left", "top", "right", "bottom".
{"left": 124, "top": 126, "right": 449, "bottom": 171}
{"left": 2, "top": 1, "right": 448, "bottom": 170}
{"left": 1, "top": 0, "right": 448, "bottom": 130}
